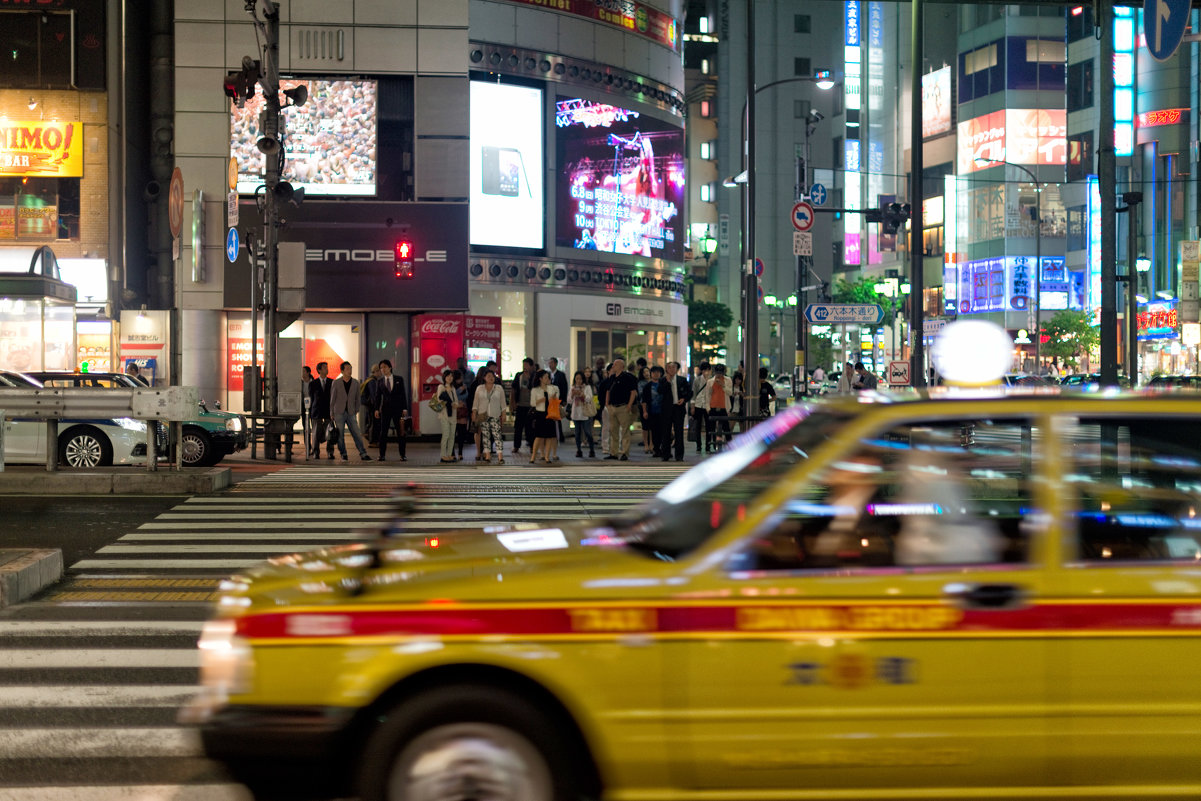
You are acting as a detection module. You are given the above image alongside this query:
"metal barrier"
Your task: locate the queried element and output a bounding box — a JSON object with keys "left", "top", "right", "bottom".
{"left": 0, "top": 386, "right": 199, "bottom": 473}
{"left": 246, "top": 414, "right": 300, "bottom": 462}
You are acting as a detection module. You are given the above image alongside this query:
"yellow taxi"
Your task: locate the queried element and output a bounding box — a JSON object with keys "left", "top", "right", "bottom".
{"left": 186, "top": 389, "right": 1201, "bottom": 801}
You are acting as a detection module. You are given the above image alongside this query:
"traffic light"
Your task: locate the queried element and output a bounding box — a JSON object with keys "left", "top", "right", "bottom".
{"left": 223, "top": 58, "right": 260, "bottom": 109}
{"left": 394, "top": 239, "right": 414, "bottom": 279}
{"left": 883, "top": 202, "right": 911, "bottom": 234}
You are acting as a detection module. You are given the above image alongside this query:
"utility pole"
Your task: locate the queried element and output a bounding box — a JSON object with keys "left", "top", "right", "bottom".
{"left": 251, "top": 1, "right": 282, "bottom": 424}
{"left": 1098, "top": 0, "right": 1119, "bottom": 386}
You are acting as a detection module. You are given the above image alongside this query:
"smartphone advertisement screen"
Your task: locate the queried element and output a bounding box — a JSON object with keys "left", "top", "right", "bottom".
{"left": 232, "top": 79, "right": 378, "bottom": 196}
{"left": 555, "top": 97, "right": 685, "bottom": 261}
{"left": 469, "top": 81, "right": 544, "bottom": 249}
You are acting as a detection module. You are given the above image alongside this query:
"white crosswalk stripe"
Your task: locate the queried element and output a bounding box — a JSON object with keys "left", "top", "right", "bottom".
{"left": 0, "top": 463, "right": 686, "bottom": 796}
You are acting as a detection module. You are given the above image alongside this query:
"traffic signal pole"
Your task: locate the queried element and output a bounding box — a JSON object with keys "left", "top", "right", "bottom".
{"left": 909, "top": 0, "right": 925, "bottom": 388}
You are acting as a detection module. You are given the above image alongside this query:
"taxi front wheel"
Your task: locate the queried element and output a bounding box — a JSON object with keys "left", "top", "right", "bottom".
{"left": 356, "top": 685, "right": 592, "bottom": 801}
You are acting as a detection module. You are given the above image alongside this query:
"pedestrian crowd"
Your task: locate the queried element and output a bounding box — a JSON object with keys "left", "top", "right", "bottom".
{"left": 300, "top": 356, "right": 774, "bottom": 465}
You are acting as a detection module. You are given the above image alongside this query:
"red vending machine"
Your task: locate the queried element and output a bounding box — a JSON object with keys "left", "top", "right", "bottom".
{"left": 412, "top": 314, "right": 501, "bottom": 435}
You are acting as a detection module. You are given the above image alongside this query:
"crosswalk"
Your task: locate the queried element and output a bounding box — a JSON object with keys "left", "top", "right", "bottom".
{"left": 0, "top": 463, "right": 686, "bottom": 800}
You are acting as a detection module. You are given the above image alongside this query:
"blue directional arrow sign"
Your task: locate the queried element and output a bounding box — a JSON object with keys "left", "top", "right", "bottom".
{"left": 809, "top": 183, "right": 828, "bottom": 206}
{"left": 226, "top": 228, "right": 240, "bottom": 263}
{"left": 1146, "top": 0, "right": 1189, "bottom": 61}
{"left": 804, "top": 303, "right": 885, "bottom": 324}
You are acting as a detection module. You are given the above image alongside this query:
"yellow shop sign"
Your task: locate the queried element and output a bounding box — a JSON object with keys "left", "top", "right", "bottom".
{"left": 0, "top": 122, "right": 83, "bottom": 178}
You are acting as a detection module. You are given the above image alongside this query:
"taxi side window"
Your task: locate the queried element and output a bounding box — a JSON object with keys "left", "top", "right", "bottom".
{"left": 732, "top": 418, "right": 1038, "bottom": 573}
{"left": 1064, "top": 417, "right": 1201, "bottom": 563}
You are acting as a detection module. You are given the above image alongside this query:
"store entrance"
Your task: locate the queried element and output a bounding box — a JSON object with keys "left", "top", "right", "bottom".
{"left": 572, "top": 323, "right": 676, "bottom": 372}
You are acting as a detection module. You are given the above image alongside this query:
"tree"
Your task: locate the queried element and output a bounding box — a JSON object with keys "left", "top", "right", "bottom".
{"left": 831, "top": 276, "right": 885, "bottom": 305}
{"left": 687, "top": 299, "right": 734, "bottom": 363}
{"left": 1040, "top": 310, "right": 1099, "bottom": 371}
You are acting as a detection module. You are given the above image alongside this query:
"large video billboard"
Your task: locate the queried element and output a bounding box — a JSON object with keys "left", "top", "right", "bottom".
{"left": 555, "top": 97, "right": 685, "bottom": 260}
{"left": 469, "top": 81, "right": 545, "bottom": 249}
{"left": 232, "top": 80, "right": 378, "bottom": 196}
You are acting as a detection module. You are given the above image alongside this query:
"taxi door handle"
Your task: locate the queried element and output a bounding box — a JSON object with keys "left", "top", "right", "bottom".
{"left": 943, "top": 582, "right": 1025, "bottom": 610}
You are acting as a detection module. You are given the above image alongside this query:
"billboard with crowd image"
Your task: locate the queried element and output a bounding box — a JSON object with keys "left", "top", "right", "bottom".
{"left": 231, "top": 79, "right": 378, "bottom": 196}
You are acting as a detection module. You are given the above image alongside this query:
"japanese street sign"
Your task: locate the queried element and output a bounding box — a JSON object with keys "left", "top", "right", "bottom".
{"left": 793, "top": 231, "right": 813, "bottom": 257}
{"left": 227, "top": 192, "right": 239, "bottom": 227}
{"left": 809, "top": 183, "right": 828, "bottom": 206}
{"left": 804, "top": 303, "right": 885, "bottom": 324}
{"left": 792, "top": 201, "right": 815, "bottom": 232}
{"left": 1146, "top": 0, "right": 1189, "bottom": 61}
{"left": 226, "top": 228, "right": 240, "bottom": 263}
{"left": 888, "top": 360, "right": 911, "bottom": 386}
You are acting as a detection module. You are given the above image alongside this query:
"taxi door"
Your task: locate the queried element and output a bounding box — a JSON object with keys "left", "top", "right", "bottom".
{"left": 2, "top": 418, "right": 45, "bottom": 463}
{"left": 673, "top": 415, "right": 1055, "bottom": 796}
{"left": 1053, "top": 412, "right": 1201, "bottom": 792}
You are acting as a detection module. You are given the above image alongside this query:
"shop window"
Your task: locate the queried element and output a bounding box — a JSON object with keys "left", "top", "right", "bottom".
{"left": 1067, "top": 205, "right": 1086, "bottom": 251}
{"left": 729, "top": 418, "right": 1038, "bottom": 573}
{"left": 0, "top": 11, "right": 74, "bottom": 89}
{"left": 1067, "top": 6, "right": 1095, "bottom": 42}
{"left": 1067, "top": 61, "right": 1094, "bottom": 112}
{"left": 0, "top": 178, "right": 80, "bottom": 241}
{"left": 1067, "top": 131, "right": 1093, "bottom": 182}
{"left": 923, "top": 225, "right": 944, "bottom": 257}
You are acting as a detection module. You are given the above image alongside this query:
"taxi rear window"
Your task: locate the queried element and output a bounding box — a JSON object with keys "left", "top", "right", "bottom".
{"left": 1062, "top": 416, "right": 1201, "bottom": 563}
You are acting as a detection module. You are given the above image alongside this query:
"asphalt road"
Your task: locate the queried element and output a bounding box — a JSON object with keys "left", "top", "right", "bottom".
{"left": 0, "top": 495, "right": 185, "bottom": 567}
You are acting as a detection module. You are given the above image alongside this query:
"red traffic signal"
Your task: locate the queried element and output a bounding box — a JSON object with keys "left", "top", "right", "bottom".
{"left": 394, "top": 240, "right": 414, "bottom": 279}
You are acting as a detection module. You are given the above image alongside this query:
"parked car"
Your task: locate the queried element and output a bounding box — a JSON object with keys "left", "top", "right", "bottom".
{"left": 1061, "top": 373, "right": 1132, "bottom": 390}
{"left": 27, "top": 371, "right": 248, "bottom": 467}
{"left": 186, "top": 390, "right": 1201, "bottom": 801}
{"left": 0, "top": 371, "right": 165, "bottom": 468}
{"left": 1002, "top": 373, "right": 1057, "bottom": 387}
{"left": 1147, "top": 375, "right": 1201, "bottom": 389}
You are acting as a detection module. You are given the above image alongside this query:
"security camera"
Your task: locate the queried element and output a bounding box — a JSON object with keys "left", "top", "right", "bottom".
{"left": 808, "top": 109, "right": 825, "bottom": 123}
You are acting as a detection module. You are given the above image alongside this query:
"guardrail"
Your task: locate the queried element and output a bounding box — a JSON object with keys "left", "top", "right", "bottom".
{"left": 0, "top": 386, "right": 199, "bottom": 473}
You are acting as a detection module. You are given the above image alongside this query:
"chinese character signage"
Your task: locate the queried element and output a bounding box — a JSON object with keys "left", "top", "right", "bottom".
{"left": 1137, "top": 301, "right": 1179, "bottom": 340}
{"left": 0, "top": 121, "right": 84, "bottom": 178}
{"left": 845, "top": 0, "right": 860, "bottom": 46}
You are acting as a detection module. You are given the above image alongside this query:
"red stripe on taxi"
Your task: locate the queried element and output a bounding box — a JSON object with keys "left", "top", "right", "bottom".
{"left": 234, "top": 602, "right": 1201, "bottom": 640}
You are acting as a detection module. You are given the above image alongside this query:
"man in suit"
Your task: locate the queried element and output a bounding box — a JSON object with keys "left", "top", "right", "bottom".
{"left": 329, "top": 361, "right": 372, "bottom": 461}
{"left": 371, "top": 359, "right": 409, "bottom": 461}
{"left": 308, "top": 361, "right": 333, "bottom": 459}
{"left": 548, "top": 357, "right": 569, "bottom": 442}
{"left": 661, "top": 360, "right": 692, "bottom": 462}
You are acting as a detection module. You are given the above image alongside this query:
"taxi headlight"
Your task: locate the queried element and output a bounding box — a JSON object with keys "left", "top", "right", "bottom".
{"left": 226, "top": 416, "right": 244, "bottom": 432}
{"left": 197, "top": 619, "right": 253, "bottom": 697}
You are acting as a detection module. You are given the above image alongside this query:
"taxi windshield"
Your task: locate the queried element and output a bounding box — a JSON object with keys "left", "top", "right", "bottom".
{"left": 612, "top": 405, "right": 850, "bottom": 560}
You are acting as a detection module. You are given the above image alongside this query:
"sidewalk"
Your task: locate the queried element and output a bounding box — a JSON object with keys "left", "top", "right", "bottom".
{"left": 228, "top": 428, "right": 731, "bottom": 468}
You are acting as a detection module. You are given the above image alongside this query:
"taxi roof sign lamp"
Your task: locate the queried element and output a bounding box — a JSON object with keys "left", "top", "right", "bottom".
{"left": 930, "top": 320, "right": 1014, "bottom": 387}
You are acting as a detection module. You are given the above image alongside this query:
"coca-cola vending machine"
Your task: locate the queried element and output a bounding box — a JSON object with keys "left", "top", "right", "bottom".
{"left": 412, "top": 314, "right": 501, "bottom": 435}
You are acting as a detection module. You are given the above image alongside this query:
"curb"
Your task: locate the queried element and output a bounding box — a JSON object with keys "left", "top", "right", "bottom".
{"left": 0, "top": 467, "right": 231, "bottom": 495}
{"left": 0, "top": 549, "right": 63, "bottom": 607}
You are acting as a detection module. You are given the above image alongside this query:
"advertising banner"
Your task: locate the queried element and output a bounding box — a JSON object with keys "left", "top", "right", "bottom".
{"left": 470, "top": 82, "right": 544, "bottom": 249}
{"left": 0, "top": 121, "right": 83, "bottom": 178}
{"left": 957, "top": 109, "right": 1066, "bottom": 173}
{"left": 555, "top": 96, "right": 685, "bottom": 260}
{"left": 921, "top": 67, "right": 952, "bottom": 138}
{"left": 1137, "top": 300, "right": 1179, "bottom": 340}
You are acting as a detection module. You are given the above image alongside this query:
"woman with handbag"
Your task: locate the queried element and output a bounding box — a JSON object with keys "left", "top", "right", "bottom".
{"left": 568, "top": 370, "right": 597, "bottom": 458}
{"left": 433, "top": 370, "right": 458, "bottom": 463}
{"left": 529, "top": 369, "right": 560, "bottom": 464}
{"left": 470, "top": 370, "right": 507, "bottom": 464}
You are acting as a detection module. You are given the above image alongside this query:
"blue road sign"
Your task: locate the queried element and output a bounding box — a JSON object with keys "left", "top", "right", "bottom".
{"left": 809, "top": 183, "right": 828, "bottom": 206}
{"left": 226, "top": 228, "right": 240, "bottom": 263}
{"left": 1146, "top": 0, "right": 1189, "bottom": 61}
{"left": 804, "top": 303, "right": 885, "bottom": 324}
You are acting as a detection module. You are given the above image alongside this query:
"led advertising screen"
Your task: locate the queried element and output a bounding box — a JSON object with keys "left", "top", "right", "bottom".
{"left": 468, "top": 82, "right": 545, "bottom": 247}
{"left": 470, "top": 81, "right": 545, "bottom": 249}
{"left": 232, "top": 80, "right": 378, "bottom": 196}
{"left": 556, "top": 97, "right": 685, "bottom": 260}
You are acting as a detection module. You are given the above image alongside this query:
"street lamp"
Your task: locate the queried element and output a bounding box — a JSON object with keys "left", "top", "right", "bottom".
{"left": 728, "top": 70, "right": 837, "bottom": 410}
{"left": 699, "top": 227, "right": 717, "bottom": 266}
{"left": 975, "top": 156, "right": 1043, "bottom": 374}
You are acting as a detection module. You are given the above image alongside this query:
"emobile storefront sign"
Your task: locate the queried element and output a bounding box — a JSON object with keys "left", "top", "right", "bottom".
{"left": 957, "top": 109, "right": 1066, "bottom": 173}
